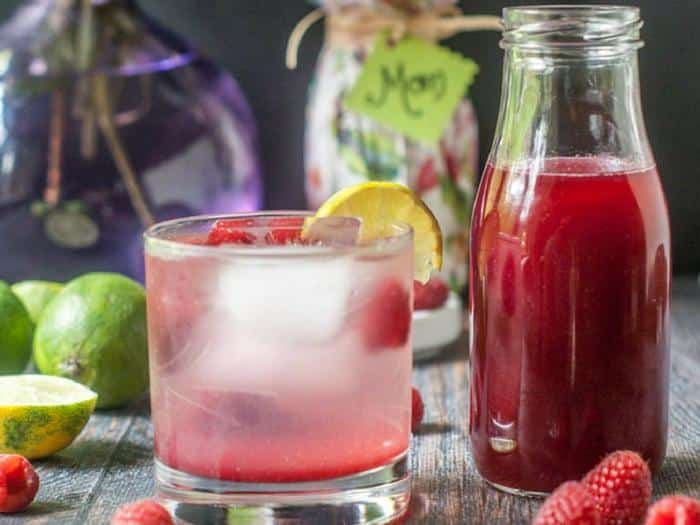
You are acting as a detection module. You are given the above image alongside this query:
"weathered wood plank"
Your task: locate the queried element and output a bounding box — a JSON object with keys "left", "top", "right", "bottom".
{"left": 6, "top": 278, "right": 700, "bottom": 524}
{"left": 408, "top": 278, "right": 700, "bottom": 524}
{"left": 80, "top": 408, "right": 154, "bottom": 524}
{"left": 412, "top": 340, "right": 543, "bottom": 525}
{"left": 2, "top": 405, "right": 141, "bottom": 525}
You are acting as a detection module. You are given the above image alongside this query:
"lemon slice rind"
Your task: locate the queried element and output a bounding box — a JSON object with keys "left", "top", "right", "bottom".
{"left": 312, "top": 182, "right": 443, "bottom": 283}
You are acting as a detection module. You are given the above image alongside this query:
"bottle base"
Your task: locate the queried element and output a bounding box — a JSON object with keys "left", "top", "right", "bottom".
{"left": 155, "top": 456, "right": 411, "bottom": 525}
{"left": 485, "top": 479, "right": 549, "bottom": 498}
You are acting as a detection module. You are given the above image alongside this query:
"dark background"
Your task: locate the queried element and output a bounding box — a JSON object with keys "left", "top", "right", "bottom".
{"left": 1, "top": 0, "right": 697, "bottom": 273}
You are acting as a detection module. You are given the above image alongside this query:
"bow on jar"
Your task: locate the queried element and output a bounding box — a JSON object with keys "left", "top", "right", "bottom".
{"left": 286, "top": 5, "right": 502, "bottom": 69}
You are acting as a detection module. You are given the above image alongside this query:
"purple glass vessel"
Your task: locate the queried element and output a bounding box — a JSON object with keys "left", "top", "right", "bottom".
{"left": 0, "top": 0, "right": 263, "bottom": 281}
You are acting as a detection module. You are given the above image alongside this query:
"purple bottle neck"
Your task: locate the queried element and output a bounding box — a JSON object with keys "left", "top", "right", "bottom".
{"left": 2, "top": 0, "right": 197, "bottom": 78}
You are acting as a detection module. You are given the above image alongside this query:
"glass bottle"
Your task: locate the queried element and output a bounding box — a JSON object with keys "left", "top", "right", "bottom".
{"left": 469, "top": 6, "right": 670, "bottom": 495}
{"left": 0, "top": 0, "right": 262, "bottom": 282}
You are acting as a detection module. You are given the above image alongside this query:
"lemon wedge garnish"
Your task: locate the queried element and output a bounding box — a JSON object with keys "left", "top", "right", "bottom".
{"left": 313, "top": 182, "right": 443, "bottom": 283}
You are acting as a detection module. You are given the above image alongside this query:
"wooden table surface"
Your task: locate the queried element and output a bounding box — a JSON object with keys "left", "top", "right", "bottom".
{"left": 6, "top": 278, "right": 700, "bottom": 525}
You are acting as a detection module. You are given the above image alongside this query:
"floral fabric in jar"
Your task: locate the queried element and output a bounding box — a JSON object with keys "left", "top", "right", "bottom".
{"left": 305, "top": 0, "right": 478, "bottom": 290}
{"left": 319, "top": 0, "right": 455, "bottom": 13}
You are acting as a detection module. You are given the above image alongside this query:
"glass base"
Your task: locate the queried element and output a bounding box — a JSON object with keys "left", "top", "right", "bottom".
{"left": 486, "top": 479, "right": 549, "bottom": 498}
{"left": 155, "top": 456, "right": 411, "bottom": 525}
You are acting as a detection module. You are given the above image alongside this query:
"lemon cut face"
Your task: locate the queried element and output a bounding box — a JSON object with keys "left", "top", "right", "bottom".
{"left": 0, "top": 375, "right": 97, "bottom": 459}
{"left": 314, "top": 182, "right": 443, "bottom": 283}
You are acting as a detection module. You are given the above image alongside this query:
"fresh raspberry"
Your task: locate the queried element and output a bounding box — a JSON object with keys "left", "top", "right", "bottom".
{"left": 0, "top": 455, "right": 39, "bottom": 514}
{"left": 264, "top": 217, "right": 305, "bottom": 245}
{"left": 206, "top": 219, "right": 256, "bottom": 245}
{"left": 390, "top": 507, "right": 411, "bottom": 524}
{"left": 582, "top": 450, "right": 652, "bottom": 525}
{"left": 0, "top": 471, "right": 6, "bottom": 506}
{"left": 411, "top": 387, "right": 424, "bottom": 432}
{"left": 533, "top": 481, "right": 601, "bottom": 525}
{"left": 644, "top": 496, "right": 700, "bottom": 525}
{"left": 413, "top": 277, "right": 449, "bottom": 310}
{"left": 111, "top": 499, "right": 173, "bottom": 525}
{"left": 417, "top": 159, "right": 438, "bottom": 194}
{"left": 363, "top": 279, "right": 411, "bottom": 350}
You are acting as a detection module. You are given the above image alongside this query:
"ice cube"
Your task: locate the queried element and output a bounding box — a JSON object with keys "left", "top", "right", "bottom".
{"left": 216, "top": 254, "right": 353, "bottom": 343}
{"left": 305, "top": 216, "right": 361, "bottom": 246}
{"left": 183, "top": 321, "right": 360, "bottom": 397}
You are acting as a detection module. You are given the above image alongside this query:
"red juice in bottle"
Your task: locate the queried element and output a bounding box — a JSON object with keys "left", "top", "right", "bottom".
{"left": 469, "top": 157, "right": 670, "bottom": 493}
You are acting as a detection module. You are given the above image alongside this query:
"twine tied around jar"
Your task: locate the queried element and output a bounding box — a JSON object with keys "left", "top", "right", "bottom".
{"left": 286, "top": 5, "right": 502, "bottom": 69}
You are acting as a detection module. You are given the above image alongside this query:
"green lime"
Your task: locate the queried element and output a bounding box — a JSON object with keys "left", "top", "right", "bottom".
{"left": 227, "top": 507, "right": 260, "bottom": 524}
{"left": 11, "top": 281, "right": 64, "bottom": 324}
{"left": 33, "top": 273, "right": 148, "bottom": 409}
{"left": 0, "top": 375, "right": 97, "bottom": 459}
{"left": 44, "top": 210, "right": 99, "bottom": 249}
{"left": 62, "top": 200, "right": 91, "bottom": 215}
{"left": 0, "top": 282, "right": 33, "bottom": 374}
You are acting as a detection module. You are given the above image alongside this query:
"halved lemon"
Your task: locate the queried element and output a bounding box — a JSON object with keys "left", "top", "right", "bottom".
{"left": 0, "top": 375, "right": 97, "bottom": 459}
{"left": 313, "top": 182, "right": 442, "bottom": 283}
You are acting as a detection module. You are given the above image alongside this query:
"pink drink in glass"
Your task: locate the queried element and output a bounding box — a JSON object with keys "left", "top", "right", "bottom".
{"left": 145, "top": 214, "right": 413, "bottom": 493}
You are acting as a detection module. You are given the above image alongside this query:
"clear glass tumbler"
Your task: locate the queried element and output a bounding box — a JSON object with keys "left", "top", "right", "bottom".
{"left": 144, "top": 212, "right": 413, "bottom": 524}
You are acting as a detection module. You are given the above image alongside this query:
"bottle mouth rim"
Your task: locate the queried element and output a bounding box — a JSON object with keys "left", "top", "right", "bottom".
{"left": 504, "top": 5, "right": 639, "bottom": 18}
{"left": 501, "top": 5, "right": 643, "bottom": 52}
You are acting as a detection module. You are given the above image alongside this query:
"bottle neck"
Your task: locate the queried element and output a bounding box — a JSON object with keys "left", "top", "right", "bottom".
{"left": 64, "top": 0, "right": 135, "bottom": 6}
{"left": 321, "top": 0, "right": 457, "bottom": 13}
{"left": 491, "top": 4, "right": 652, "bottom": 172}
{"left": 489, "top": 49, "right": 653, "bottom": 171}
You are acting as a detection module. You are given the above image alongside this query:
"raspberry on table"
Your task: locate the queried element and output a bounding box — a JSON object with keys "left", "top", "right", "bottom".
{"left": 644, "top": 495, "right": 700, "bottom": 525}
{"left": 533, "top": 481, "right": 601, "bottom": 525}
{"left": 411, "top": 387, "right": 425, "bottom": 432}
{"left": 0, "top": 454, "right": 39, "bottom": 514}
{"left": 111, "top": 499, "right": 174, "bottom": 525}
{"left": 582, "top": 450, "right": 652, "bottom": 525}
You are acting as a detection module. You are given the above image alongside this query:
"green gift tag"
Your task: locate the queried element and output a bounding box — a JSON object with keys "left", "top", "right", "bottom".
{"left": 345, "top": 34, "right": 479, "bottom": 145}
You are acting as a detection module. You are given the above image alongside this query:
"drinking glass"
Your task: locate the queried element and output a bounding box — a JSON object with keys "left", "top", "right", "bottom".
{"left": 145, "top": 212, "right": 413, "bottom": 523}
